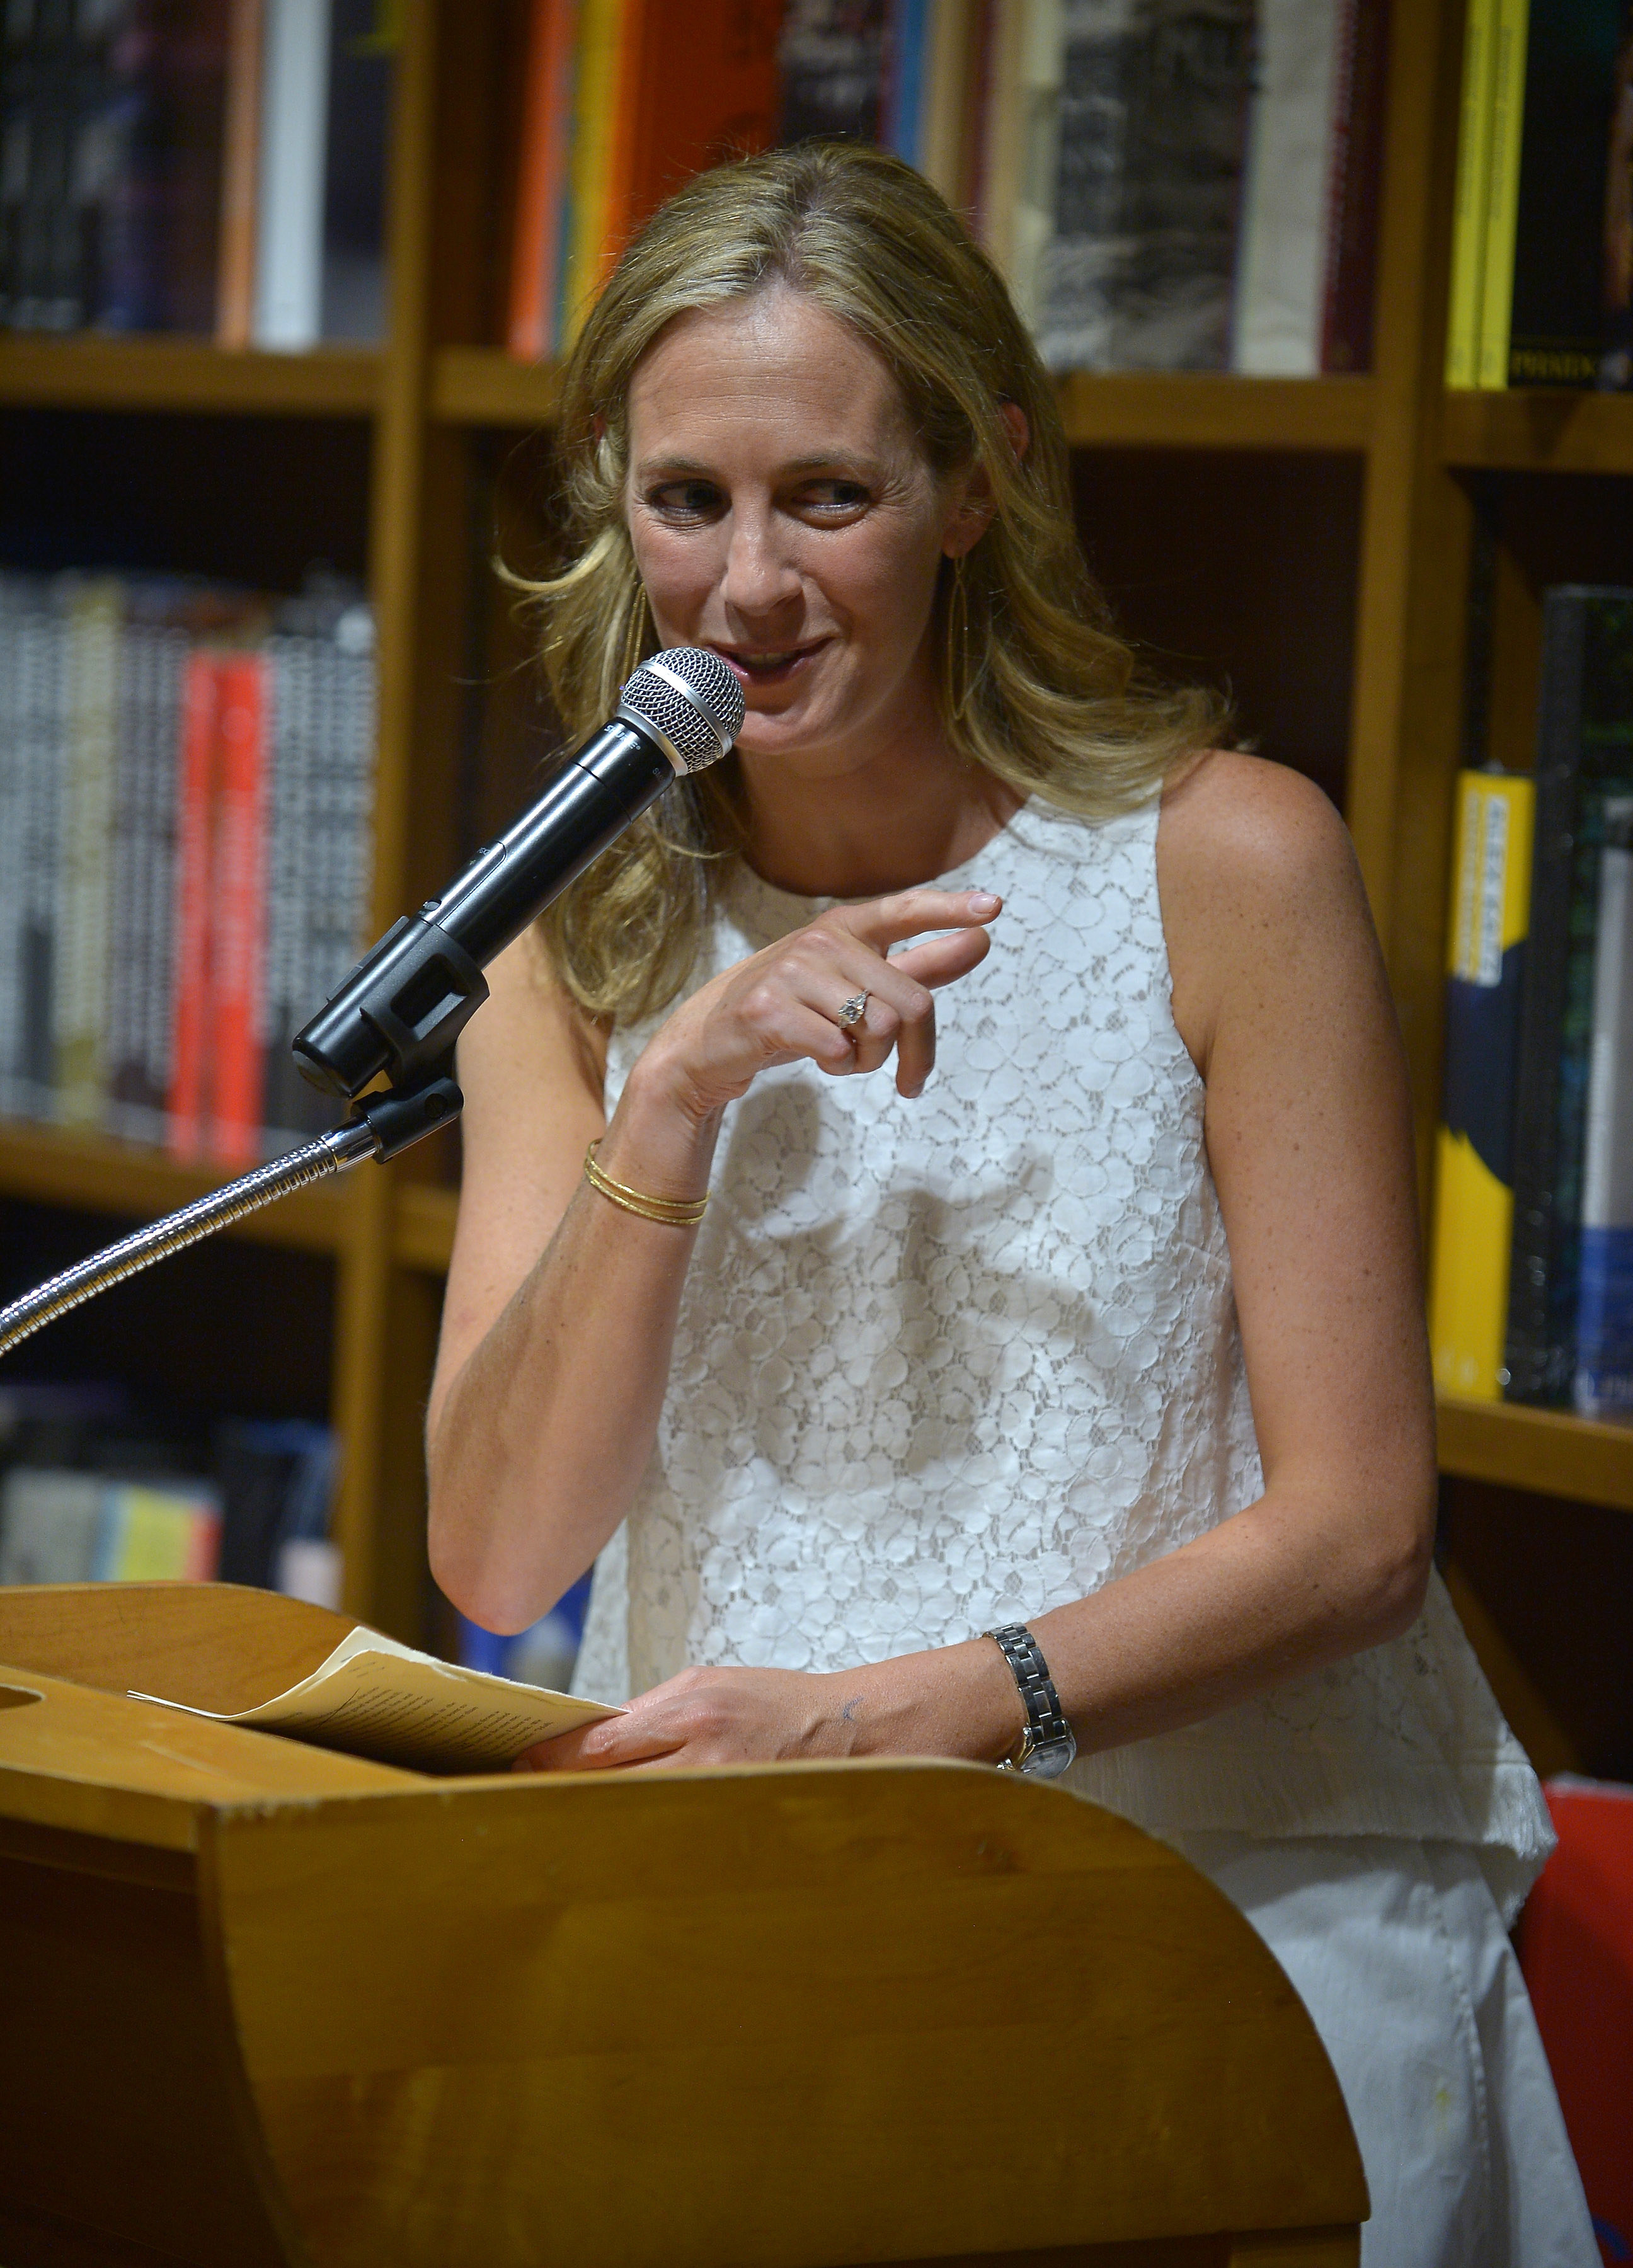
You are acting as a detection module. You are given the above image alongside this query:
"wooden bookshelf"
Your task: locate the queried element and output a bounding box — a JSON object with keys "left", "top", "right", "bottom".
{"left": 0, "top": 335, "right": 380, "bottom": 416}
{"left": 1441, "top": 387, "right": 1633, "bottom": 474}
{"left": 6, "top": 0, "right": 1632, "bottom": 1677}
{"left": 1438, "top": 1395, "right": 1633, "bottom": 1516}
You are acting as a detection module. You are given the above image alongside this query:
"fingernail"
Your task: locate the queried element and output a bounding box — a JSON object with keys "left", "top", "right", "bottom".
{"left": 968, "top": 891, "right": 1000, "bottom": 914}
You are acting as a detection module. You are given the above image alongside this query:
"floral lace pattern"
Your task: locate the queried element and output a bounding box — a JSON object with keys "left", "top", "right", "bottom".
{"left": 573, "top": 799, "right": 1551, "bottom": 1914}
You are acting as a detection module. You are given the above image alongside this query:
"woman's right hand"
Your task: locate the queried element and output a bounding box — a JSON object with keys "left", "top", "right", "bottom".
{"left": 631, "top": 886, "right": 1002, "bottom": 1130}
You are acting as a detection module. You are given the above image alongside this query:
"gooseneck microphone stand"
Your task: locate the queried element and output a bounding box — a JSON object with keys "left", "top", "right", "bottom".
{"left": 0, "top": 1077, "right": 459, "bottom": 1361}
{"left": 0, "top": 644, "right": 744, "bottom": 1366}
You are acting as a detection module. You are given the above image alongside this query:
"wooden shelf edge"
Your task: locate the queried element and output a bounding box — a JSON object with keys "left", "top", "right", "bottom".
{"left": 0, "top": 1121, "right": 353, "bottom": 1256}
{"left": 1440, "top": 387, "right": 1633, "bottom": 474}
{"left": 1436, "top": 1393, "right": 1633, "bottom": 1513}
{"left": 428, "top": 350, "right": 1377, "bottom": 451}
{"left": 0, "top": 335, "right": 382, "bottom": 417}
{"left": 392, "top": 1181, "right": 457, "bottom": 1273}
{"left": 430, "top": 346, "right": 562, "bottom": 428}
{"left": 1055, "top": 371, "right": 1375, "bottom": 452}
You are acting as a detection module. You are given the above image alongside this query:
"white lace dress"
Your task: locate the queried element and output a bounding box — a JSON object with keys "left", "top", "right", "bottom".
{"left": 575, "top": 796, "right": 1548, "bottom": 1910}
{"left": 571, "top": 796, "right": 1597, "bottom": 2265}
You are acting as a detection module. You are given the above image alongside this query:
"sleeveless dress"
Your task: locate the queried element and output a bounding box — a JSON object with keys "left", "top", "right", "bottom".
{"left": 572, "top": 797, "right": 1594, "bottom": 2264}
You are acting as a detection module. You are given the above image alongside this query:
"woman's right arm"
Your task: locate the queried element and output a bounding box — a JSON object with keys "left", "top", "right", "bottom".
{"left": 426, "top": 889, "right": 1001, "bottom": 1632}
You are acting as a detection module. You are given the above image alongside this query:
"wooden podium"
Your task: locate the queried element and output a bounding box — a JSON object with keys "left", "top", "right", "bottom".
{"left": 0, "top": 1584, "right": 1365, "bottom": 2268}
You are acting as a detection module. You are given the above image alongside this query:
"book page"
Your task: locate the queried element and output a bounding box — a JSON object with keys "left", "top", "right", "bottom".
{"left": 132, "top": 1624, "right": 621, "bottom": 1773}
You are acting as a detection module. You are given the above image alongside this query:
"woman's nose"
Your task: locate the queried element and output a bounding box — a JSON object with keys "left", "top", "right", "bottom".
{"left": 721, "top": 510, "right": 801, "bottom": 619}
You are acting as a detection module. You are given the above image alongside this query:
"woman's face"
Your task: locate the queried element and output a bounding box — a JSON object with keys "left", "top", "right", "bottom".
{"left": 622, "top": 281, "right": 987, "bottom": 777}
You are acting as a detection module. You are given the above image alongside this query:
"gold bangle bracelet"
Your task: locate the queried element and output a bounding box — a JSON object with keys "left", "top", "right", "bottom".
{"left": 583, "top": 1141, "right": 709, "bottom": 1227}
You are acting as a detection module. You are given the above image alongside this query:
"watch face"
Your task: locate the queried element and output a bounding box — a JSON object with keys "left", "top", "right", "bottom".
{"left": 1021, "top": 1734, "right": 1077, "bottom": 1780}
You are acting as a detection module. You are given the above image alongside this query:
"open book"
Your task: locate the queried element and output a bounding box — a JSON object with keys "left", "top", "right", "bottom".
{"left": 132, "top": 1624, "right": 621, "bottom": 1773}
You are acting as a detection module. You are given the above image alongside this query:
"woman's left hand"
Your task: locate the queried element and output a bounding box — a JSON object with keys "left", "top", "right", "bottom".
{"left": 513, "top": 1642, "right": 1025, "bottom": 1773}
{"left": 514, "top": 1665, "right": 859, "bottom": 1772}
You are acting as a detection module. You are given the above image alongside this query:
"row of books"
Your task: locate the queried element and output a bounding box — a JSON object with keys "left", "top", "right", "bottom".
{"left": 0, "top": 0, "right": 392, "bottom": 347}
{"left": 0, "top": 1380, "right": 339, "bottom": 1598}
{"left": 0, "top": 568, "right": 375, "bottom": 1167}
{"left": 1430, "top": 586, "right": 1633, "bottom": 1420}
{"left": 1445, "top": 0, "right": 1631, "bottom": 392}
{"left": 507, "top": 0, "right": 1390, "bottom": 377}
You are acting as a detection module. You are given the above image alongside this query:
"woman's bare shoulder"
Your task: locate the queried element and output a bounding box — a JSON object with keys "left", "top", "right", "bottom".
{"left": 1155, "top": 749, "right": 1380, "bottom": 1073}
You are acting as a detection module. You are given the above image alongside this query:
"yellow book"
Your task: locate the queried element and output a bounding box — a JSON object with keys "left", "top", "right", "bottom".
{"left": 1444, "top": 0, "right": 1498, "bottom": 389}
{"left": 919, "top": 0, "right": 975, "bottom": 208}
{"left": 1429, "top": 770, "right": 1535, "bottom": 1399}
{"left": 560, "top": 0, "right": 624, "bottom": 348}
{"left": 1475, "top": 0, "right": 1531, "bottom": 389}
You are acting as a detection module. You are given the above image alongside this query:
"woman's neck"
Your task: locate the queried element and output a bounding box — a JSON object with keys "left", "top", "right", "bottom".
{"left": 738, "top": 732, "right": 1021, "bottom": 900}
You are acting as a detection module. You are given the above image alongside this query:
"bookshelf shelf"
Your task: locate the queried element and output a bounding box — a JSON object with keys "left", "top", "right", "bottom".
{"left": 0, "top": 336, "right": 381, "bottom": 418}
{"left": 427, "top": 348, "right": 1377, "bottom": 454}
{"left": 429, "top": 347, "right": 561, "bottom": 428}
{"left": 1055, "top": 371, "right": 1375, "bottom": 454}
{"left": 0, "top": 1121, "right": 352, "bottom": 1256}
{"left": 1436, "top": 1395, "right": 1633, "bottom": 1516}
{"left": 1440, "top": 389, "right": 1633, "bottom": 476}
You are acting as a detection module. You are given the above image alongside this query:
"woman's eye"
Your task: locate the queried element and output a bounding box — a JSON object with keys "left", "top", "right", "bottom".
{"left": 800, "top": 481, "right": 869, "bottom": 515}
{"left": 648, "top": 480, "right": 723, "bottom": 520}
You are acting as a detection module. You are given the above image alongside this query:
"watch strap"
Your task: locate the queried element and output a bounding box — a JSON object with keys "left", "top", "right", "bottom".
{"left": 983, "top": 1623, "right": 1076, "bottom": 1779}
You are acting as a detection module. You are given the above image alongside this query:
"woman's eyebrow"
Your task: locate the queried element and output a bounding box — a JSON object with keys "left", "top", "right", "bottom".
{"left": 633, "top": 450, "right": 888, "bottom": 485}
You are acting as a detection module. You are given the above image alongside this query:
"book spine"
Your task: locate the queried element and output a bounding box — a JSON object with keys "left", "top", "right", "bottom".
{"left": 1005, "top": 0, "right": 1065, "bottom": 335}
{"left": 261, "top": 632, "right": 310, "bottom": 1146}
{"left": 1474, "top": 0, "right": 1530, "bottom": 391}
{"left": 210, "top": 648, "right": 270, "bottom": 1167}
{"left": 217, "top": 0, "right": 265, "bottom": 346}
{"left": 1318, "top": 0, "right": 1389, "bottom": 375}
{"left": 105, "top": 604, "right": 147, "bottom": 1142}
{"left": 559, "top": 0, "right": 621, "bottom": 348}
{"left": 18, "top": 592, "right": 65, "bottom": 1121}
{"left": 319, "top": 0, "right": 394, "bottom": 343}
{"left": 168, "top": 648, "right": 219, "bottom": 1161}
{"left": 975, "top": 0, "right": 1026, "bottom": 275}
{"left": 1429, "top": 769, "right": 1535, "bottom": 1400}
{"left": 252, "top": 0, "right": 331, "bottom": 348}
{"left": 919, "top": 0, "right": 975, "bottom": 208}
{"left": 1443, "top": 0, "right": 1498, "bottom": 388}
{"left": 139, "top": 623, "right": 186, "bottom": 1145}
{"left": 54, "top": 577, "right": 120, "bottom": 1128}
{"left": 0, "top": 582, "right": 26, "bottom": 1116}
{"left": 1505, "top": 589, "right": 1591, "bottom": 1404}
{"left": 505, "top": 0, "right": 577, "bottom": 360}
{"left": 1575, "top": 801, "right": 1633, "bottom": 1418}
{"left": 1231, "top": 0, "right": 1344, "bottom": 379}
{"left": 884, "top": 0, "right": 931, "bottom": 163}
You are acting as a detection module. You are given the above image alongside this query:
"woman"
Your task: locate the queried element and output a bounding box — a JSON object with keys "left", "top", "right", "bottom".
{"left": 428, "top": 145, "right": 1592, "bottom": 2264}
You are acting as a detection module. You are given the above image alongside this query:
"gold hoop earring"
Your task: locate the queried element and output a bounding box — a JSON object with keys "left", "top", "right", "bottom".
{"left": 944, "top": 556, "right": 973, "bottom": 723}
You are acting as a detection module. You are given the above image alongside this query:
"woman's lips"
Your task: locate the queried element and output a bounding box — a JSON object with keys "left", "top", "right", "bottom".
{"left": 709, "top": 641, "right": 829, "bottom": 689}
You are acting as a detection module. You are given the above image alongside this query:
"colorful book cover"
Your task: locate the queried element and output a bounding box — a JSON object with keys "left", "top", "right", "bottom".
{"left": 1429, "top": 769, "right": 1535, "bottom": 1400}
{"left": 1445, "top": 0, "right": 1499, "bottom": 387}
{"left": 209, "top": 649, "right": 270, "bottom": 1167}
{"left": 506, "top": 0, "right": 578, "bottom": 360}
{"left": 558, "top": 0, "right": 622, "bottom": 346}
{"left": 1574, "top": 799, "right": 1633, "bottom": 1416}
{"left": 1036, "top": 0, "right": 1256, "bottom": 374}
{"left": 1505, "top": 587, "right": 1633, "bottom": 1406}
{"left": 1506, "top": 0, "right": 1632, "bottom": 391}
{"left": 1319, "top": 0, "right": 1390, "bottom": 374}
{"left": 96, "top": 1482, "right": 222, "bottom": 1582}
{"left": 1475, "top": 0, "right": 1531, "bottom": 389}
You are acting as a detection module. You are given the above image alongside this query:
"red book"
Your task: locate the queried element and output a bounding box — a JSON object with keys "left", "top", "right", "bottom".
{"left": 168, "top": 652, "right": 221, "bottom": 1162}
{"left": 607, "top": 0, "right": 782, "bottom": 265}
{"left": 209, "top": 651, "right": 270, "bottom": 1167}
{"left": 1321, "top": 0, "right": 1392, "bottom": 374}
{"left": 506, "top": 0, "right": 579, "bottom": 360}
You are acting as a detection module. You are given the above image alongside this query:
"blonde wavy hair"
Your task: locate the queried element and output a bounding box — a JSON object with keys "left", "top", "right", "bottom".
{"left": 521, "top": 140, "right": 1225, "bottom": 1024}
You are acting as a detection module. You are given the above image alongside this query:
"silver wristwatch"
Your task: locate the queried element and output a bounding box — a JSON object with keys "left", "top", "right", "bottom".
{"left": 983, "top": 1623, "right": 1077, "bottom": 1779}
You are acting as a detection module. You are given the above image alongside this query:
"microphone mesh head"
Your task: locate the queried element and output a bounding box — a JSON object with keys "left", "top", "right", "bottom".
{"left": 619, "top": 647, "right": 745, "bottom": 772}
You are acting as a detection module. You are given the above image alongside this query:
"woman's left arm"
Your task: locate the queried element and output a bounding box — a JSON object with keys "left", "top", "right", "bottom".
{"left": 522, "top": 753, "right": 1437, "bottom": 1773}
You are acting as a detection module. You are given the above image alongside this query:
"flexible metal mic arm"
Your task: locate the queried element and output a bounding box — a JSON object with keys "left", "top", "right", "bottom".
{"left": 0, "top": 1072, "right": 460, "bottom": 1363}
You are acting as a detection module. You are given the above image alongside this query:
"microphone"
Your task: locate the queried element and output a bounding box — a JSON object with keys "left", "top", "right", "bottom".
{"left": 292, "top": 647, "right": 745, "bottom": 1101}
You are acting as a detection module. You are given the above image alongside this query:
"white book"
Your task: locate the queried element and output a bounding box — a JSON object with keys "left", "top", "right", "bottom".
{"left": 0, "top": 1470, "right": 106, "bottom": 1586}
{"left": 253, "top": 0, "right": 333, "bottom": 350}
{"left": 1576, "top": 800, "right": 1633, "bottom": 1419}
{"left": 1231, "top": 0, "right": 1346, "bottom": 377}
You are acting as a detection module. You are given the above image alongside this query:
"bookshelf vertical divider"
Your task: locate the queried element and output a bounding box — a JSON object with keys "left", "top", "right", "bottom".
{"left": 333, "top": 0, "right": 445, "bottom": 1634}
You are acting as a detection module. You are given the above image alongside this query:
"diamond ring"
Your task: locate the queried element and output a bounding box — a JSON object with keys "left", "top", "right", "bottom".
{"left": 837, "top": 990, "right": 869, "bottom": 1029}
